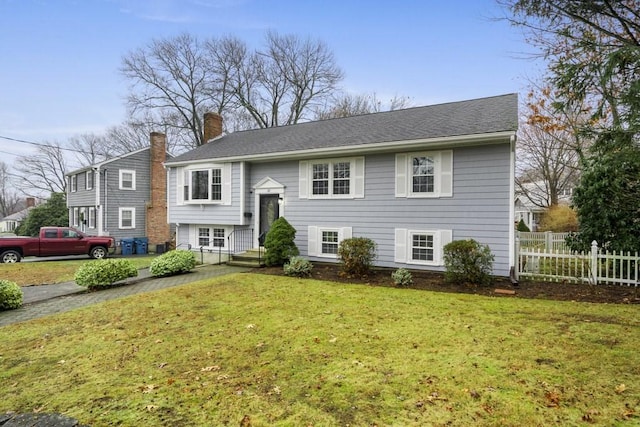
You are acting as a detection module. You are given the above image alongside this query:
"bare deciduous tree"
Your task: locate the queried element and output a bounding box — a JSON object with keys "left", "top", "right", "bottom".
{"left": 68, "top": 133, "right": 110, "bottom": 167}
{"left": 314, "top": 93, "right": 413, "bottom": 120}
{"left": 121, "top": 33, "right": 227, "bottom": 147}
{"left": 516, "top": 87, "right": 593, "bottom": 207}
{"left": 13, "top": 142, "right": 68, "bottom": 196}
{"left": 0, "top": 161, "right": 21, "bottom": 218}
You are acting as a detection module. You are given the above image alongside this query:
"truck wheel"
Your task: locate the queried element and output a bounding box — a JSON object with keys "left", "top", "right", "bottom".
{"left": 1, "top": 250, "right": 21, "bottom": 263}
{"left": 90, "top": 246, "right": 107, "bottom": 259}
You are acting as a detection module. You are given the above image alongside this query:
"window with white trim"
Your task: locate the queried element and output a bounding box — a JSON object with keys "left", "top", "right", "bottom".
{"left": 178, "top": 163, "right": 231, "bottom": 205}
{"left": 72, "top": 207, "right": 79, "bottom": 226}
{"left": 321, "top": 230, "right": 339, "bottom": 255}
{"left": 119, "top": 170, "right": 136, "bottom": 190}
{"left": 88, "top": 207, "right": 96, "bottom": 229}
{"left": 119, "top": 207, "right": 135, "bottom": 229}
{"left": 299, "top": 157, "right": 364, "bottom": 199}
{"left": 86, "top": 170, "right": 94, "bottom": 190}
{"left": 70, "top": 175, "right": 77, "bottom": 193}
{"left": 395, "top": 150, "right": 453, "bottom": 198}
{"left": 308, "top": 226, "right": 352, "bottom": 258}
{"left": 197, "top": 226, "right": 226, "bottom": 248}
{"left": 394, "top": 229, "right": 452, "bottom": 266}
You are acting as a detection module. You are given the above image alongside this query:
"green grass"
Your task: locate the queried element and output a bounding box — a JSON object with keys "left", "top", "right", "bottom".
{"left": 0, "top": 273, "right": 638, "bottom": 426}
{"left": 0, "top": 256, "right": 156, "bottom": 286}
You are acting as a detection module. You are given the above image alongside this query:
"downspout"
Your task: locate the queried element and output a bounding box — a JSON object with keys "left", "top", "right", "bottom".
{"left": 95, "top": 166, "right": 101, "bottom": 236}
{"left": 509, "top": 134, "right": 519, "bottom": 285}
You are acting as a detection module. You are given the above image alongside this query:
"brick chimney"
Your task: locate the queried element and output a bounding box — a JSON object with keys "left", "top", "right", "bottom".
{"left": 146, "top": 132, "right": 170, "bottom": 248}
{"left": 26, "top": 197, "right": 35, "bottom": 208}
{"left": 203, "top": 112, "right": 223, "bottom": 144}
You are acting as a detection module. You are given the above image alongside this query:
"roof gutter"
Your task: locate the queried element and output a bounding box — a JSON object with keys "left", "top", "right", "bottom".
{"left": 165, "top": 130, "right": 516, "bottom": 166}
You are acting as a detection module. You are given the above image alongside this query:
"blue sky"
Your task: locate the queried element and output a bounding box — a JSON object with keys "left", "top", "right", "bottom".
{"left": 0, "top": 0, "right": 542, "bottom": 162}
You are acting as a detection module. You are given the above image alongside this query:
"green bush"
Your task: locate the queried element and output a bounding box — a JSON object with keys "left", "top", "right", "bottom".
{"left": 338, "top": 237, "right": 377, "bottom": 277}
{"left": 443, "top": 239, "right": 494, "bottom": 286}
{"left": 0, "top": 280, "right": 23, "bottom": 310}
{"left": 391, "top": 268, "right": 413, "bottom": 286}
{"left": 150, "top": 250, "right": 197, "bottom": 277}
{"left": 264, "top": 217, "right": 299, "bottom": 267}
{"left": 283, "top": 256, "right": 313, "bottom": 278}
{"left": 74, "top": 259, "right": 138, "bottom": 289}
{"left": 516, "top": 219, "right": 530, "bottom": 232}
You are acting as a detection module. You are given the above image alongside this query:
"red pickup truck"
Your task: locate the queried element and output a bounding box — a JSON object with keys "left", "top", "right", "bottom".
{"left": 0, "top": 227, "right": 115, "bottom": 263}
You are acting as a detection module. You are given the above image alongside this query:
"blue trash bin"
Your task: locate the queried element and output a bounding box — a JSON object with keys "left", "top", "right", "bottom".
{"left": 134, "top": 237, "right": 148, "bottom": 255}
{"left": 121, "top": 238, "right": 134, "bottom": 256}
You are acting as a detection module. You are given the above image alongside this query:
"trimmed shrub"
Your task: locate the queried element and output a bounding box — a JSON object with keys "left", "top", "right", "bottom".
{"left": 443, "top": 239, "right": 494, "bottom": 286}
{"left": 283, "top": 256, "right": 313, "bottom": 278}
{"left": 150, "top": 250, "right": 197, "bottom": 277}
{"left": 338, "top": 237, "right": 377, "bottom": 277}
{"left": 0, "top": 280, "right": 23, "bottom": 310}
{"left": 74, "top": 259, "right": 138, "bottom": 289}
{"left": 264, "top": 217, "right": 299, "bottom": 267}
{"left": 391, "top": 268, "right": 413, "bottom": 287}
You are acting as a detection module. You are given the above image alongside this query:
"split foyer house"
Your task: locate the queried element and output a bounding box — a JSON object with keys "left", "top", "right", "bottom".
{"left": 66, "top": 133, "right": 171, "bottom": 250}
{"left": 165, "top": 94, "right": 519, "bottom": 276}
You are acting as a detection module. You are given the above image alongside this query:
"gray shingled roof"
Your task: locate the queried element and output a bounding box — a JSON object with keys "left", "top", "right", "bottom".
{"left": 166, "top": 93, "right": 518, "bottom": 164}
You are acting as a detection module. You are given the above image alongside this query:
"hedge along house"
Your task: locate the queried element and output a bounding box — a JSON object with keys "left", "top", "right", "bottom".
{"left": 164, "top": 94, "right": 518, "bottom": 276}
{"left": 65, "top": 132, "right": 172, "bottom": 252}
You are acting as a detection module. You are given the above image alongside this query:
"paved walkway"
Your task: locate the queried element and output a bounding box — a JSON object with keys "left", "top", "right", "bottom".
{"left": 0, "top": 265, "right": 250, "bottom": 327}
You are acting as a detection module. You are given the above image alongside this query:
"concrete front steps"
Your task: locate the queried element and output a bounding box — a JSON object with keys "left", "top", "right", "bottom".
{"left": 227, "top": 248, "right": 265, "bottom": 268}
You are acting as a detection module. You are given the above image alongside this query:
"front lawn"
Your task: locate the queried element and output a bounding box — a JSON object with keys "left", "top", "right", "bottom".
{"left": 0, "top": 256, "right": 156, "bottom": 286}
{"left": 0, "top": 273, "right": 637, "bottom": 426}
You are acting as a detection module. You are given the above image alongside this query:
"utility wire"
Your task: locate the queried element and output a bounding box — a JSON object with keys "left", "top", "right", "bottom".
{"left": 0, "top": 134, "right": 87, "bottom": 155}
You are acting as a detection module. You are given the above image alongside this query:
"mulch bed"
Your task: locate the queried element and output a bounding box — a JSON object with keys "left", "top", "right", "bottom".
{"left": 254, "top": 263, "right": 640, "bottom": 305}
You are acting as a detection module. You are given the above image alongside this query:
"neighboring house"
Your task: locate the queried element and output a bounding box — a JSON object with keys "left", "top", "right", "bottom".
{"left": 514, "top": 181, "right": 574, "bottom": 231}
{"left": 0, "top": 198, "right": 35, "bottom": 233}
{"left": 66, "top": 133, "right": 172, "bottom": 250}
{"left": 165, "top": 94, "right": 518, "bottom": 276}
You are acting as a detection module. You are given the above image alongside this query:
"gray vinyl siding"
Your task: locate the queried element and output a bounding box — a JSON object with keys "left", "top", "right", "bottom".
{"left": 100, "top": 150, "right": 150, "bottom": 242}
{"left": 246, "top": 144, "right": 512, "bottom": 276}
{"left": 167, "top": 162, "right": 245, "bottom": 225}
{"left": 67, "top": 170, "right": 96, "bottom": 206}
{"left": 169, "top": 144, "right": 512, "bottom": 276}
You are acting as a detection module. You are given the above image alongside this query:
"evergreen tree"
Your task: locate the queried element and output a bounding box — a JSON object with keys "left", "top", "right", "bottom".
{"left": 16, "top": 193, "right": 69, "bottom": 236}
{"left": 570, "top": 130, "right": 640, "bottom": 251}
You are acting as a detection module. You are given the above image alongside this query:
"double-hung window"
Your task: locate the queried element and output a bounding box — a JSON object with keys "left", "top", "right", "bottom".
{"left": 321, "top": 230, "right": 339, "bottom": 255}
{"left": 88, "top": 207, "right": 96, "bottom": 229}
{"left": 394, "top": 229, "right": 452, "bottom": 266}
{"left": 300, "top": 157, "right": 364, "bottom": 199}
{"left": 308, "top": 226, "right": 352, "bottom": 258}
{"left": 86, "top": 170, "right": 94, "bottom": 190}
{"left": 70, "top": 175, "right": 77, "bottom": 193}
{"left": 119, "top": 170, "right": 136, "bottom": 190}
{"left": 396, "top": 151, "right": 452, "bottom": 198}
{"left": 119, "top": 207, "right": 135, "bottom": 229}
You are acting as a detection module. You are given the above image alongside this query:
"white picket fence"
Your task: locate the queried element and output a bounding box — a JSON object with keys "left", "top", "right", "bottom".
{"left": 516, "top": 238, "right": 639, "bottom": 286}
{"left": 517, "top": 231, "right": 571, "bottom": 250}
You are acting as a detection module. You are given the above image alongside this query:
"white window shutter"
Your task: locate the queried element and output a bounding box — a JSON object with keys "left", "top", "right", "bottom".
{"left": 395, "top": 154, "right": 407, "bottom": 197}
{"left": 340, "top": 227, "right": 352, "bottom": 241}
{"left": 439, "top": 150, "right": 453, "bottom": 197}
{"left": 394, "top": 228, "right": 407, "bottom": 263}
{"left": 222, "top": 163, "right": 232, "bottom": 205}
{"left": 354, "top": 157, "right": 365, "bottom": 198}
{"left": 299, "top": 161, "right": 309, "bottom": 199}
{"left": 308, "top": 226, "right": 318, "bottom": 256}
{"left": 176, "top": 168, "right": 184, "bottom": 205}
{"left": 437, "top": 229, "right": 453, "bottom": 265}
